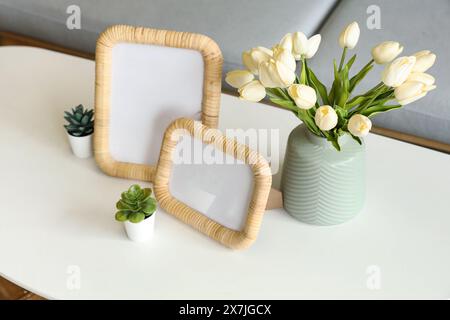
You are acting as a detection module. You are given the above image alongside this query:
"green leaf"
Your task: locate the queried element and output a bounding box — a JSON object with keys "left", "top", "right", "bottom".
{"left": 330, "top": 138, "right": 341, "bottom": 151}
{"left": 115, "top": 211, "right": 129, "bottom": 222}
{"left": 128, "top": 212, "right": 145, "bottom": 223}
{"left": 307, "top": 67, "right": 329, "bottom": 105}
{"left": 266, "top": 88, "right": 291, "bottom": 101}
{"left": 329, "top": 59, "right": 340, "bottom": 105}
{"left": 116, "top": 200, "right": 135, "bottom": 210}
{"left": 64, "top": 124, "right": 79, "bottom": 131}
{"left": 64, "top": 116, "right": 79, "bottom": 126}
{"left": 371, "top": 89, "right": 395, "bottom": 105}
{"left": 338, "top": 47, "right": 347, "bottom": 71}
{"left": 64, "top": 111, "right": 73, "bottom": 118}
{"left": 80, "top": 114, "right": 90, "bottom": 126}
{"left": 140, "top": 188, "right": 152, "bottom": 202}
{"left": 333, "top": 59, "right": 339, "bottom": 82}
{"left": 265, "top": 88, "right": 281, "bottom": 99}
{"left": 338, "top": 66, "right": 349, "bottom": 107}
{"left": 84, "top": 128, "right": 94, "bottom": 136}
{"left": 298, "top": 109, "right": 321, "bottom": 136}
{"left": 142, "top": 200, "right": 156, "bottom": 215}
{"left": 121, "top": 192, "right": 131, "bottom": 202}
{"left": 345, "top": 95, "right": 368, "bottom": 109}
{"left": 351, "top": 86, "right": 390, "bottom": 116}
{"left": 349, "top": 133, "right": 362, "bottom": 145}
{"left": 361, "top": 104, "right": 402, "bottom": 118}
{"left": 128, "top": 184, "right": 141, "bottom": 197}
{"left": 74, "top": 112, "right": 83, "bottom": 122}
{"left": 349, "top": 64, "right": 374, "bottom": 93}
{"left": 269, "top": 98, "right": 298, "bottom": 113}
{"left": 275, "top": 88, "right": 292, "bottom": 101}
{"left": 335, "top": 105, "right": 348, "bottom": 127}
{"left": 323, "top": 131, "right": 341, "bottom": 151}
{"left": 345, "top": 54, "right": 357, "bottom": 71}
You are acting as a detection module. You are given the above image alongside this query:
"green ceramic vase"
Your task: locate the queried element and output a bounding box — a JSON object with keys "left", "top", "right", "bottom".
{"left": 281, "top": 124, "right": 365, "bottom": 225}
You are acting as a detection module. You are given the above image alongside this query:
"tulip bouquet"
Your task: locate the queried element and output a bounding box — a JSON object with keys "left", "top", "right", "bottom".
{"left": 226, "top": 22, "right": 437, "bottom": 150}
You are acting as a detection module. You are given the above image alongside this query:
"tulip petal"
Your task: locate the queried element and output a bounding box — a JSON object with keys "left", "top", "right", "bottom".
{"left": 397, "top": 92, "right": 427, "bottom": 105}
{"left": 259, "top": 61, "right": 279, "bottom": 88}
{"left": 275, "top": 60, "right": 296, "bottom": 87}
{"left": 305, "top": 34, "right": 321, "bottom": 59}
{"left": 225, "top": 70, "right": 254, "bottom": 88}
{"left": 293, "top": 32, "right": 308, "bottom": 59}
{"left": 394, "top": 81, "right": 424, "bottom": 101}
{"left": 280, "top": 33, "right": 293, "bottom": 52}
{"left": 238, "top": 80, "right": 266, "bottom": 102}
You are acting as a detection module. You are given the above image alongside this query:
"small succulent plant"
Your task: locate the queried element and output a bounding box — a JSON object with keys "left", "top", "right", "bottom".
{"left": 64, "top": 104, "right": 94, "bottom": 137}
{"left": 115, "top": 185, "right": 157, "bottom": 223}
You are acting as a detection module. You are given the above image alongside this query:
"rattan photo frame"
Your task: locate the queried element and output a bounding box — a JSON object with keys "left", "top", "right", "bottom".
{"left": 94, "top": 25, "right": 222, "bottom": 182}
{"left": 153, "top": 118, "right": 272, "bottom": 249}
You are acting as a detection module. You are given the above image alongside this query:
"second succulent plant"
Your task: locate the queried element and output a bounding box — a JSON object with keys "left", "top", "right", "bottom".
{"left": 115, "top": 185, "right": 157, "bottom": 223}
{"left": 64, "top": 104, "right": 94, "bottom": 137}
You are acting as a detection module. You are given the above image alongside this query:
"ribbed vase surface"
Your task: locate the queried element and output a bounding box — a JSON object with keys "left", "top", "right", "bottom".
{"left": 281, "top": 124, "right": 365, "bottom": 225}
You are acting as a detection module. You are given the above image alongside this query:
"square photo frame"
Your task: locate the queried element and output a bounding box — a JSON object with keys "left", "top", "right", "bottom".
{"left": 94, "top": 25, "right": 223, "bottom": 181}
{"left": 154, "top": 118, "right": 272, "bottom": 249}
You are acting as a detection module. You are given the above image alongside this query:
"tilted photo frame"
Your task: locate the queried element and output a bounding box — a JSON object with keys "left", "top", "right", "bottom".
{"left": 94, "top": 25, "right": 222, "bottom": 182}
{"left": 154, "top": 118, "right": 272, "bottom": 249}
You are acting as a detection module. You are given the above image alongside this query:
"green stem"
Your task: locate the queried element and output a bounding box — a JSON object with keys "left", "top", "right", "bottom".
{"left": 271, "top": 100, "right": 298, "bottom": 113}
{"left": 349, "top": 85, "right": 387, "bottom": 116}
{"left": 338, "top": 47, "right": 347, "bottom": 71}
{"left": 300, "top": 59, "right": 307, "bottom": 85}
{"left": 347, "top": 81, "right": 384, "bottom": 106}
{"left": 365, "top": 81, "right": 384, "bottom": 95}
{"left": 364, "top": 58, "right": 375, "bottom": 70}
{"left": 304, "top": 59, "right": 313, "bottom": 87}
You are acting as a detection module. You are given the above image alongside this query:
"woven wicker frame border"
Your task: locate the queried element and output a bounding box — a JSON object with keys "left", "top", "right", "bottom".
{"left": 94, "top": 25, "right": 223, "bottom": 182}
{"left": 154, "top": 118, "right": 272, "bottom": 250}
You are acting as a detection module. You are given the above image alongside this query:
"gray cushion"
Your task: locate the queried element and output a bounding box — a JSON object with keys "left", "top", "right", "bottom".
{"left": 0, "top": 0, "right": 338, "bottom": 87}
{"left": 308, "top": 0, "right": 450, "bottom": 145}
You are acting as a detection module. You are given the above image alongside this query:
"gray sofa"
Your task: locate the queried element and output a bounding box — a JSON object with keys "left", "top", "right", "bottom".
{"left": 1, "top": 0, "right": 448, "bottom": 145}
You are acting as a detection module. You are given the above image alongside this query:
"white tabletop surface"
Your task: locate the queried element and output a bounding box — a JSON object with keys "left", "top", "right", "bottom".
{"left": 0, "top": 46, "right": 449, "bottom": 299}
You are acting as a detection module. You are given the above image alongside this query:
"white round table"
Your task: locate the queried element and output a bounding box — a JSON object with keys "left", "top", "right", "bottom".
{"left": 1, "top": 46, "right": 449, "bottom": 299}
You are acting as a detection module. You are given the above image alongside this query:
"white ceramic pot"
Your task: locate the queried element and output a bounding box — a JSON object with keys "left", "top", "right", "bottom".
{"left": 67, "top": 133, "right": 93, "bottom": 158}
{"left": 124, "top": 213, "right": 156, "bottom": 242}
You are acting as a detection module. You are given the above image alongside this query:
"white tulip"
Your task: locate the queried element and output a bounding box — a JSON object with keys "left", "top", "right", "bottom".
{"left": 242, "top": 47, "right": 273, "bottom": 75}
{"left": 291, "top": 32, "right": 321, "bottom": 60}
{"left": 280, "top": 33, "right": 293, "bottom": 52}
{"left": 382, "top": 56, "right": 416, "bottom": 87}
{"left": 259, "top": 58, "right": 296, "bottom": 88}
{"left": 315, "top": 105, "right": 338, "bottom": 131}
{"left": 339, "top": 22, "right": 360, "bottom": 49}
{"left": 238, "top": 80, "right": 266, "bottom": 102}
{"left": 272, "top": 45, "right": 296, "bottom": 71}
{"left": 412, "top": 50, "right": 436, "bottom": 72}
{"left": 407, "top": 72, "right": 435, "bottom": 86}
{"left": 287, "top": 84, "right": 317, "bottom": 109}
{"left": 304, "top": 34, "right": 321, "bottom": 59}
{"left": 292, "top": 32, "right": 308, "bottom": 59}
{"left": 225, "top": 70, "right": 254, "bottom": 88}
{"left": 394, "top": 81, "right": 436, "bottom": 105}
{"left": 348, "top": 114, "right": 372, "bottom": 137}
{"left": 371, "top": 41, "right": 403, "bottom": 64}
